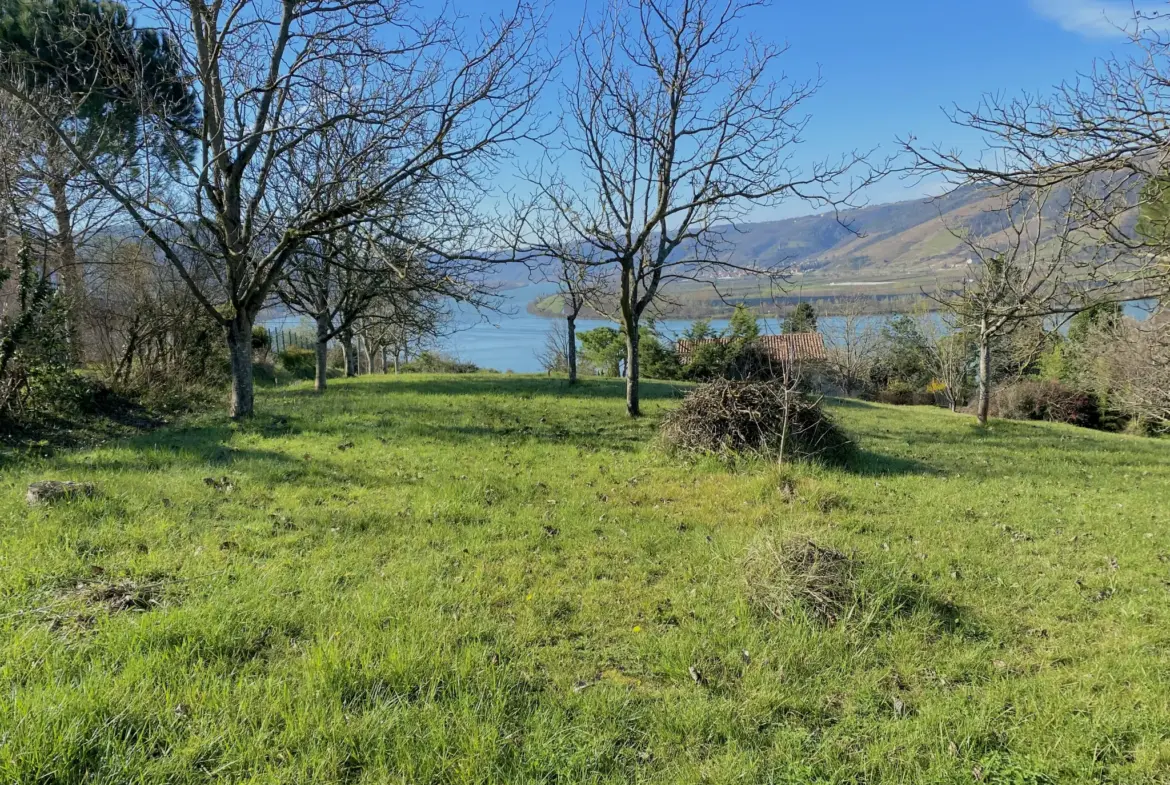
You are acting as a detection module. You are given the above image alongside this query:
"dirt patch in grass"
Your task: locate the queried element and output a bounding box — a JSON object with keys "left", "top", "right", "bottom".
{"left": 79, "top": 579, "right": 165, "bottom": 613}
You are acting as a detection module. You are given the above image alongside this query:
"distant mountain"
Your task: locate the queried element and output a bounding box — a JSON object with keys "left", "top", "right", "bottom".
{"left": 505, "top": 185, "right": 1057, "bottom": 289}
{"left": 514, "top": 179, "right": 1144, "bottom": 315}
{"left": 704, "top": 185, "right": 1031, "bottom": 280}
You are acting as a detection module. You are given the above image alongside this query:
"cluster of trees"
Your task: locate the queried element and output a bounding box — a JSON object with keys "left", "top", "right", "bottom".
{"left": 0, "top": 0, "right": 888, "bottom": 421}
{"left": 3, "top": 0, "right": 1170, "bottom": 430}
{"left": 890, "top": 6, "right": 1170, "bottom": 429}
{"left": 540, "top": 303, "right": 819, "bottom": 383}
{"left": 0, "top": 0, "right": 547, "bottom": 421}
{"left": 819, "top": 299, "right": 1168, "bottom": 435}
{"left": 522, "top": 0, "right": 883, "bottom": 417}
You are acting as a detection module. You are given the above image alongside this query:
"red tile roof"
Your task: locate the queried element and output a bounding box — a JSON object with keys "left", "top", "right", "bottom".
{"left": 677, "top": 333, "right": 827, "bottom": 363}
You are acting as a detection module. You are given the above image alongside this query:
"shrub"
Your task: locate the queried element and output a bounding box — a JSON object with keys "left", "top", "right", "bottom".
{"left": 744, "top": 537, "right": 856, "bottom": 625}
{"left": 402, "top": 351, "right": 480, "bottom": 374}
{"left": 639, "top": 331, "right": 681, "bottom": 380}
{"left": 660, "top": 378, "right": 855, "bottom": 465}
{"left": 277, "top": 347, "right": 317, "bottom": 379}
{"left": 873, "top": 380, "right": 935, "bottom": 406}
{"left": 986, "top": 379, "right": 1100, "bottom": 427}
{"left": 1, "top": 245, "right": 81, "bottom": 422}
{"left": 251, "top": 326, "right": 272, "bottom": 361}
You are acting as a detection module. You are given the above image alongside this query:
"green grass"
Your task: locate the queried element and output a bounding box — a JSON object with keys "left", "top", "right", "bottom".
{"left": 2, "top": 374, "right": 1169, "bottom": 784}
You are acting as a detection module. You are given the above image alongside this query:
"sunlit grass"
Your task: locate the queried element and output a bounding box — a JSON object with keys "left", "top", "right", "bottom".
{"left": 1, "top": 373, "right": 1168, "bottom": 783}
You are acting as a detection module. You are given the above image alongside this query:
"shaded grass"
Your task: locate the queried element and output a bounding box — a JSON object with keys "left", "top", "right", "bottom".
{"left": 1, "top": 374, "right": 1169, "bottom": 783}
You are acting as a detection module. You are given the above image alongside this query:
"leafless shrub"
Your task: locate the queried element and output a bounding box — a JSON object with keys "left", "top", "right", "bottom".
{"left": 744, "top": 537, "right": 856, "bottom": 625}
{"left": 535, "top": 320, "right": 570, "bottom": 375}
{"left": 660, "top": 379, "right": 854, "bottom": 466}
{"left": 982, "top": 379, "right": 1100, "bottom": 427}
{"left": 1081, "top": 315, "right": 1170, "bottom": 433}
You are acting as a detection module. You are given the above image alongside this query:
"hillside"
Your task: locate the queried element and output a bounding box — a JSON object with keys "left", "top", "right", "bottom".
{"left": 528, "top": 181, "right": 1143, "bottom": 318}
{"left": 707, "top": 184, "right": 996, "bottom": 279}
{"left": 2, "top": 375, "right": 1169, "bottom": 783}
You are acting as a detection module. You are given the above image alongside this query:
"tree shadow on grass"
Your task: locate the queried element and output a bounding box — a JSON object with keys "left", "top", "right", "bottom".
{"left": 844, "top": 449, "right": 933, "bottom": 477}
{"left": 54, "top": 420, "right": 373, "bottom": 492}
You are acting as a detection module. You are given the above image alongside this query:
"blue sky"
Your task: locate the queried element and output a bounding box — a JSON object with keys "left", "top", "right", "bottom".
{"left": 494, "top": 0, "right": 1147, "bottom": 221}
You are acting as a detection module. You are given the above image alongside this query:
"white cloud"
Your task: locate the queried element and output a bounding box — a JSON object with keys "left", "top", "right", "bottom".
{"left": 1029, "top": 0, "right": 1150, "bottom": 37}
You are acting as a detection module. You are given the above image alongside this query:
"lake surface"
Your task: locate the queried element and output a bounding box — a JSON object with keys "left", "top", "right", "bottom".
{"left": 442, "top": 282, "right": 840, "bottom": 373}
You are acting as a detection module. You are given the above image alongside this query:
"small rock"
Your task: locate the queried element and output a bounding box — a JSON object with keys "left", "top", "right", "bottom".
{"left": 26, "top": 481, "right": 97, "bottom": 506}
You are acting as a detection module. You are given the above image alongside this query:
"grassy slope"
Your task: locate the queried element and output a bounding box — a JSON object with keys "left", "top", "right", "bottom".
{"left": 2, "top": 375, "right": 1169, "bottom": 784}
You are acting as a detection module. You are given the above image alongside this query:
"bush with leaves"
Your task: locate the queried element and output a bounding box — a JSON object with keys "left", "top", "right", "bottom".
{"left": 402, "top": 351, "right": 482, "bottom": 374}
{"left": 277, "top": 347, "right": 317, "bottom": 380}
{"left": 681, "top": 305, "right": 777, "bottom": 381}
{"left": 578, "top": 327, "right": 624, "bottom": 377}
{"left": 870, "top": 314, "right": 932, "bottom": 392}
{"left": 0, "top": 244, "right": 80, "bottom": 421}
{"left": 638, "top": 325, "right": 680, "bottom": 380}
{"left": 251, "top": 326, "right": 272, "bottom": 362}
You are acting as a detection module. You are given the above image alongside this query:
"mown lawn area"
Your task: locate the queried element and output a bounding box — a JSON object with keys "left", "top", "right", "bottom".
{"left": 2, "top": 374, "right": 1169, "bottom": 784}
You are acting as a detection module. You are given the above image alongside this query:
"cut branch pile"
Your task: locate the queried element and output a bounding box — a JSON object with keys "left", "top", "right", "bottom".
{"left": 660, "top": 379, "right": 854, "bottom": 466}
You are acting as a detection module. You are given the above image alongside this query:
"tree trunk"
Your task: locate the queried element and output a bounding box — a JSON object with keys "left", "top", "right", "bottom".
{"left": 624, "top": 321, "right": 640, "bottom": 417}
{"left": 567, "top": 315, "right": 578, "bottom": 384}
{"left": 315, "top": 314, "right": 330, "bottom": 391}
{"left": 977, "top": 330, "right": 991, "bottom": 426}
{"left": 226, "top": 313, "right": 256, "bottom": 419}
{"left": 341, "top": 330, "right": 357, "bottom": 377}
{"left": 48, "top": 176, "right": 83, "bottom": 364}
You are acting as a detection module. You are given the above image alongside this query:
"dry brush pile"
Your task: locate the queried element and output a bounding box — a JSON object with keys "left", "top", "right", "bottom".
{"left": 660, "top": 379, "right": 855, "bottom": 466}
{"left": 744, "top": 537, "right": 858, "bottom": 625}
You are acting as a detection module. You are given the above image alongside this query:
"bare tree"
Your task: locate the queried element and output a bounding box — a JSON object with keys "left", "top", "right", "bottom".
{"left": 535, "top": 318, "right": 571, "bottom": 375}
{"left": 823, "top": 294, "right": 877, "bottom": 396}
{"left": 355, "top": 295, "right": 448, "bottom": 374}
{"left": 525, "top": 0, "right": 882, "bottom": 416}
{"left": 917, "top": 311, "right": 972, "bottom": 413}
{"left": 1084, "top": 313, "right": 1170, "bottom": 432}
{"left": 278, "top": 231, "right": 389, "bottom": 390}
{"left": 929, "top": 186, "right": 1108, "bottom": 424}
{"left": 900, "top": 7, "right": 1170, "bottom": 301}
{"left": 539, "top": 246, "right": 608, "bottom": 384}
{"left": 85, "top": 235, "right": 224, "bottom": 390}
{"left": 0, "top": 0, "right": 548, "bottom": 417}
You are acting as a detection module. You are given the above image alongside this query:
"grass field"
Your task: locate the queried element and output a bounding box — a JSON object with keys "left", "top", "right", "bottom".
{"left": 2, "top": 374, "right": 1169, "bottom": 784}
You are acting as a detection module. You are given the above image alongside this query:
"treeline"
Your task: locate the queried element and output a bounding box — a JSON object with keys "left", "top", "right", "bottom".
{"left": 540, "top": 298, "right": 1169, "bottom": 436}
{"left": 820, "top": 302, "right": 1168, "bottom": 436}
{"left": 539, "top": 303, "right": 820, "bottom": 383}
{"left": 0, "top": 0, "right": 543, "bottom": 427}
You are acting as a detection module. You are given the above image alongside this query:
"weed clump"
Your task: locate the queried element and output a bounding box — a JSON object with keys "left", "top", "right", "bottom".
{"left": 660, "top": 379, "right": 854, "bottom": 465}
{"left": 744, "top": 537, "right": 857, "bottom": 625}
